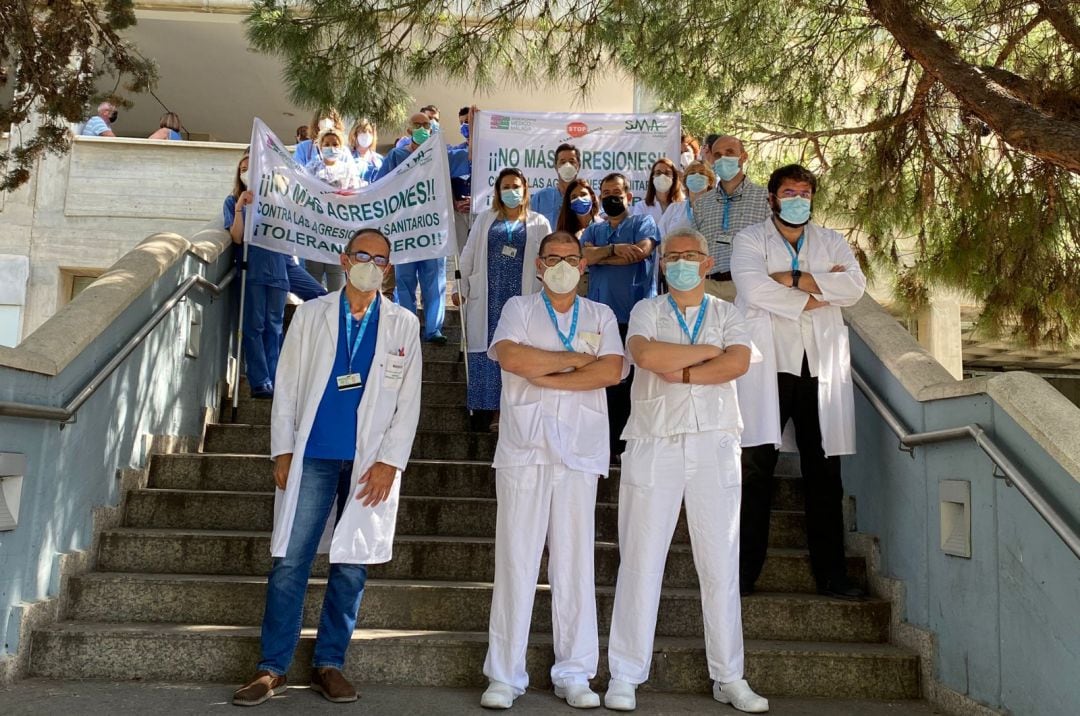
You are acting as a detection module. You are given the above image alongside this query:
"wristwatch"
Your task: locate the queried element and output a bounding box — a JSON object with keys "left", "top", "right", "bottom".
{"left": 682, "top": 367, "right": 691, "bottom": 384}
{"left": 791, "top": 269, "right": 802, "bottom": 289}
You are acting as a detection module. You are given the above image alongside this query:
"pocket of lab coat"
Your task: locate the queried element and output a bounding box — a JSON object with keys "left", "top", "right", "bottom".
{"left": 466, "top": 273, "right": 483, "bottom": 300}
{"left": 716, "top": 432, "right": 741, "bottom": 488}
{"left": 574, "top": 404, "right": 608, "bottom": 463}
{"left": 624, "top": 395, "right": 665, "bottom": 439}
{"left": 503, "top": 402, "right": 545, "bottom": 451}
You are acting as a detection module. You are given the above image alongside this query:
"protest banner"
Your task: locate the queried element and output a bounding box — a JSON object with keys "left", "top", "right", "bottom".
{"left": 470, "top": 110, "right": 681, "bottom": 212}
{"left": 244, "top": 118, "right": 455, "bottom": 263}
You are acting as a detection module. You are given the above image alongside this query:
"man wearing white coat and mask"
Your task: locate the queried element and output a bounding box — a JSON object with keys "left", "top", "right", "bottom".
{"left": 604, "top": 228, "right": 768, "bottom": 714}
{"left": 730, "top": 164, "right": 867, "bottom": 601}
{"left": 233, "top": 228, "right": 421, "bottom": 707}
{"left": 480, "top": 231, "right": 627, "bottom": 710}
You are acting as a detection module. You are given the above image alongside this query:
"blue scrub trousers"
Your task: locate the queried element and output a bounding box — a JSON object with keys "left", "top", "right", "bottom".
{"left": 243, "top": 283, "right": 286, "bottom": 391}
{"left": 395, "top": 257, "right": 446, "bottom": 339}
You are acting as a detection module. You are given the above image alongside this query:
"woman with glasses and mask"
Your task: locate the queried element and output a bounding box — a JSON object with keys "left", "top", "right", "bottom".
{"left": 456, "top": 168, "right": 551, "bottom": 431}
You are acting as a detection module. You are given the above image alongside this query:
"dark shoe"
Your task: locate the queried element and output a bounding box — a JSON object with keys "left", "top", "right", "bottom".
{"left": 233, "top": 670, "right": 287, "bottom": 706}
{"left": 426, "top": 332, "right": 449, "bottom": 345}
{"left": 250, "top": 387, "right": 274, "bottom": 400}
{"left": 818, "top": 577, "right": 866, "bottom": 601}
{"left": 310, "top": 667, "right": 358, "bottom": 703}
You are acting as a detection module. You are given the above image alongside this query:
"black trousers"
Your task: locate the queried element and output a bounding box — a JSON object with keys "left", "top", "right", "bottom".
{"left": 740, "top": 357, "right": 848, "bottom": 590}
{"left": 607, "top": 322, "right": 632, "bottom": 460}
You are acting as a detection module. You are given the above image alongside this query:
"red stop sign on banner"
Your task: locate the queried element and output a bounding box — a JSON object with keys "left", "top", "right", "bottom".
{"left": 566, "top": 121, "right": 588, "bottom": 138}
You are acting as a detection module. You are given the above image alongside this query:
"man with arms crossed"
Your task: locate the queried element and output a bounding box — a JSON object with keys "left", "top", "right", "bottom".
{"left": 605, "top": 228, "right": 768, "bottom": 713}
{"left": 480, "top": 231, "right": 627, "bottom": 710}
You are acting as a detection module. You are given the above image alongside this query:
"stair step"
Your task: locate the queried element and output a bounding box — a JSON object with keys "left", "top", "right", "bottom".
{"left": 97, "top": 530, "right": 864, "bottom": 592}
{"left": 123, "top": 490, "right": 808, "bottom": 548}
{"left": 149, "top": 455, "right": 807, "bottom": 508}
{"left": 65, "top": 573, "right": 890, "bottom": 643}
{"left": 29, "top": 623, "right": 918, "bottom": 698}
{"left": 420, "top": 342, "right": 462, "bottom": 362}
{"left": 203, "top": 426, "right": 499, "bottom": 459}
{"left": 421, "top": 361, "right": 466, "bottom": 383}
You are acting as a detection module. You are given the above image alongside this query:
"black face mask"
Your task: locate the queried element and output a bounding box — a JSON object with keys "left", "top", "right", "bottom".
{"left": 601, "top": 195, "right": 626, "bottom": 217}
{"left": 108, "top": 111, "right": 118, "bottom": 124}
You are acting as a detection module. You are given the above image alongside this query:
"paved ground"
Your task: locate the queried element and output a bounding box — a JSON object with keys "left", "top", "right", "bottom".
{"left": 0, "top": 680, "right": 945, "bottom": 715}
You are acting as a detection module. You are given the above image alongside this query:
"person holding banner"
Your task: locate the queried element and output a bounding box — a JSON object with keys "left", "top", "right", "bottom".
{"left": 376, "top": 112, "right": 450, "bottom": 343}
{"left": 457, "top": 168, "right": 550, "bottom": 430}
{"left": 604, "top": 228, "right": 768, "bottom": 714}
{"left": 580, "top": 172, "right": 659, "bottom": 459}
{"left": 232, "top": 227, "right": 422, "bottom": 707}
{"left": 529, "top": 143, "right": 581, "bottom": 230}
{"left": 303, "top": 127, "right": 361, "bottom": 291}
{"left": 480, "top": 231, "right": 627, "bottom": 710}
{"left": 294, "top": 109, "right": 344, "bottom": 168}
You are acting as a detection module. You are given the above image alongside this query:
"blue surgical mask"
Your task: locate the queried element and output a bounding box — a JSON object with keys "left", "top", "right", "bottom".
{"left": 461, "top": 122, "right": 470, "bottom": 139}
{"left": 570, "top": 196, "right": 593, "bottom": 215}
{"left": 665, "top": 260, "right": 704, "bottom": 291}
{"left": 777, "top": 196, "right": 812, "bottom": 226}
{"left": 321, "top": 146, "right": 343, "bottom": 161}
{"left": 501, "top": 188, "right": 524, "bottom": 209}
{"left": 714, "top": 156, "right": 741, "bottom": 182}
{"left": 430, "top": 119, "right": 440, "bottom": 133}
{"left": 685, "top": 173, "right": 708, "bottom": 194}
{"left": 412, "top": 127, "right": 431, "bottom": 145}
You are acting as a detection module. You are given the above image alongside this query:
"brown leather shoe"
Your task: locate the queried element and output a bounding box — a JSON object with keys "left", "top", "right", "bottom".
{"left": 233, "top": 670, "right": 287, "bottom": 706}
{"left": 310, "top": 667, "right": 359, "bottom": 703}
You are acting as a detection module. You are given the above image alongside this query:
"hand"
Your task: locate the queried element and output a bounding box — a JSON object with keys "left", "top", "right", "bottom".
{"left": 830, "top": 264, "right": 846, "bottom": 272}
{"left": 573, "top": 352, "right": 597, "bottom": 369}
{"left": 805, "top": 296, "right": 831, "bottom": 311}
{"left": 658, "top": 369, "right": 683, "bottom": 383}
{"left": 453, "top": 197, "right": 471, "bottom": 213}
{"left": 613, "top": 243, "right": 643, "bottom": 260}
{"left": 451, "top": 291, "right": 461, "bottom": 307}
{"left": 273, "top": 454, "right": 292, "bottom": 491}
{"left": 237, "top": 190, "right": 254, "bottom": 208}
{"left": 356, "top": 461, "right": 397, "bottom": 506}
{"left": 770, "top": 271, "right": 792, "bottom": 287}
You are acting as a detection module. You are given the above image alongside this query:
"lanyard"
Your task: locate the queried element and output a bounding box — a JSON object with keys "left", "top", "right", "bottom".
{"left": 782, "top": 231, "right": 805, "bottom": 271}
{"left": 684, "top": 200, "right": 693, "bottom": 223}
{"left": 721, "top": 194, "right": 733, "bottom": 232}
{"left": 342, "top": 290, "right": 377, "bottom": 372}
{"left": 668, "top": 294, "right": 708, "bottom": 345}
{"left": 541, "top": 292, "right": 579, "bottom": 352}
{"left": 502, "top": 220, "right": 520, "bottom": 244}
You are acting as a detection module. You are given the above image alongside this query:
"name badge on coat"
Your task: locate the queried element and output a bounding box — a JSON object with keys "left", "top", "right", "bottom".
{"left": 383, "top": 354, "right": 406, "bottom": 387}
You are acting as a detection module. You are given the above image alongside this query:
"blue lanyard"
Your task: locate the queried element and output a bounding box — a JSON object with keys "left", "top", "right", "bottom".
{"left": 541, "top": 292, "right": 579, "bottom": 352}
{"left": 502, "top": 220, "right": 520, "bottom": 244}
{"left": 684, "top": 200, "right": 694, "bottom": 223}
{"left": 721, "top": 194, "right": 733, "bottom": 232}
{"left": 782, "top": 232, "right": 805, "bottom": 271}
{"left": 342, "top": 290, "right": 377, "bottom": 372}
{"left": 668, "top": 295, "right": 708, "bottom": 344}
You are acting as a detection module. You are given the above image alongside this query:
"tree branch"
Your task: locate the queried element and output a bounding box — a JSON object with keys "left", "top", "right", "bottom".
{"left": 866, "top": 0, "right": 1080, "bottom": 174}
{"left": 994, "top": 11, "right": 1046, "bottom": 67}
{"left": 1036, "top": 0, "right": 1080, "bottom": 50}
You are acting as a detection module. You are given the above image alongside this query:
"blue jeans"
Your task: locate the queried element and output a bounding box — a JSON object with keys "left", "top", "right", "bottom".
{"left": 258, "top": 458, "right": 368, "bottom": 675}
{"left": 243, "top": 283, "right": 286, "bottom": 391}
{"left": 395, "top": 257, "right": 446, "bottom": 338}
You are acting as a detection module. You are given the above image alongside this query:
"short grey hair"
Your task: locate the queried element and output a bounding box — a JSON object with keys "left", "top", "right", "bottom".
{"left": 660, "top": 227, "right": 709, "bottom": 255}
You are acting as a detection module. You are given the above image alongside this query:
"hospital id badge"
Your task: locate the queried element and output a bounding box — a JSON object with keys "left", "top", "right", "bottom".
{"left": 336, "top": 373, "right": 362, "bottom": 391}
{"left": 501, "top": 245, "right": 518, "bottom": 258}
{"left": 579, "top": 331, "right": 601, "bottom": 355}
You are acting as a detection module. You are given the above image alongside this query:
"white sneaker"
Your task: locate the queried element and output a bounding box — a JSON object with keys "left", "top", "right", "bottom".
{"left": 480, "top": 681, "right": 517, "bottom": 709}
{"left": 713, "top": 679, "right": 769, "bottom": 713}
{"left": 553, "top": 681, "right": 601, "bottom": 709}
{"left": 603, "top": 679, "right": 637, "bottom": 711}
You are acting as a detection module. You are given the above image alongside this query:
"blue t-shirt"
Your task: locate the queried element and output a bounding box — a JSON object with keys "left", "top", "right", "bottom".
{"left": 581, "top": 214, "right": 659, "bottom": 324}
{"left": 529, "top": 185, "right": 564, "bottom": 230}
{"left": 167, "top": 129, "right": 183, "bottom": 141}
{"left": 82, "top": 117, "right": 111, "bottom": 136}
{"left": 293, "top": 140, "right": 315, "bottom": 167}
{"left": 305, "top": 293, "right": 381, "bottom": 460}
{"left": 222, "top": 195, "right": 289, "bottom": 290}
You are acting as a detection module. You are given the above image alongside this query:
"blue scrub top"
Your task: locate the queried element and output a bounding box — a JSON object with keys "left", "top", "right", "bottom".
{"left": 293, "top": 139, "right": 315, "bottom": 168}
{"left": 374, "top": 144, "right": 412, "bottom": 181}
{"left": 305, "top": 293, "right": 381, "bottom": 460}
{"left": 167, "top": 129, "right": 183, "bottom": 141}
{"left": 581, "top": 214, "right": 659, "bottom": 324}
{"left": 353, "top": 151, "right": 384, "bottom": 184}
{"left": 223, "top": 195, "right": 289, "bottom": 290}
{"left": 529, "top": 185, "right": 564, "bottom": 230}
{"left": 447, "top": 146, "right": 471, "bottom": 179}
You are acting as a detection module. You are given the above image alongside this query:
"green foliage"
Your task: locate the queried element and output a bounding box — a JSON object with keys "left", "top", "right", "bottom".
{"left": 0, "top": 0, "right": 157, "bottom": 191}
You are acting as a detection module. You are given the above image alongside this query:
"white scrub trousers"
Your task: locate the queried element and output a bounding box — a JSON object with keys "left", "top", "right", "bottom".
{"left": 607, "top": 430, "right": 745, "bottom": 685}
{"left": 483, "top": 464, "right": 600, "bottom": 695}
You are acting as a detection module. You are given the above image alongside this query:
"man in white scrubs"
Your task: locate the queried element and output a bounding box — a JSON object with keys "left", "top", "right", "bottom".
{"left": 605, "top": 228, "right": 768, "bottom": 714}
{"left": 233, "top": 228, "right": 422, "bottom": 706}
{"left": 480, "top": 231, "right": 628, "bottom": 710}
{"left": 730, "top": 164, "right": 867, "bottom": 600}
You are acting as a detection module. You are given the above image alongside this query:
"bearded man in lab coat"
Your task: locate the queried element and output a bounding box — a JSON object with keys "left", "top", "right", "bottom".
{"left": 233, "top": 228, "right": 422, "bottom": 707}
{"left": 479, "top": 231, "right": 628, "bottom": 710}
{"left": 730, "top": 164, "right": 867, "bottom": 601}
{"left": 604, "top": 228, "right": 768, "bottom": 714}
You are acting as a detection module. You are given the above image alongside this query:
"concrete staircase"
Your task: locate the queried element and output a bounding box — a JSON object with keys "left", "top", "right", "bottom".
{"left": 28, "top": 310, "right": 921, "bottom": 700}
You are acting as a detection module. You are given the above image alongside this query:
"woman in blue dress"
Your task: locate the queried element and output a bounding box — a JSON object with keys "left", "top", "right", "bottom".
{"left": 457, "top": 168, "right": 552, "bottom": 431}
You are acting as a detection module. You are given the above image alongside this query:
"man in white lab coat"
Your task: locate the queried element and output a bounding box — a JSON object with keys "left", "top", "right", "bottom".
{"left": 730, "top": 164, "right": 867, "bottom": 600}
{"left": 233, "top": 228, "right": 422, "bottom": 706}
{"left": 605, "top": 228, "right": 768, "bottom": 714}
{"left": 480, "top": 231, "right": 628, "bottom": 710}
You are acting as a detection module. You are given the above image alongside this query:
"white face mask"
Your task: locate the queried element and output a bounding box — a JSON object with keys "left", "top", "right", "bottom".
{"left": 557, "top": 162, "right": 578, "bottom": 183}
{"left": 318, "top": 118, "right": 335, "bottom": 132}
{"left": 355, "top": 132, "right": 374, "bottom": 149}
{"left": 348, "top": 262, "right": 383, "bottom": 292}
{"left": 680, "top": 150, "right": 694, "bottom": 169}
{"left": 239, "top": 170, "right": 249, "bottom": 187}
{"left": 652, "top": 174, "right": 673, "bottom": 193}
{"left": 541, "top": 260, "right": 580, "bottom": 294}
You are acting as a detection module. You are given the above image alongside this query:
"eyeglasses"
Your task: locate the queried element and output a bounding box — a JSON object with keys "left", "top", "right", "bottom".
{"left": 662, "top": 250, "right": 708, "bottom": 263}
{"left": 539, "top": 255, "right": 583, "bottom": 267}
{"left": 778, "top": 189, "right": 813, "bottom": 199}
{"left": 346, "top": 251, "right": 390, "bottom": 267}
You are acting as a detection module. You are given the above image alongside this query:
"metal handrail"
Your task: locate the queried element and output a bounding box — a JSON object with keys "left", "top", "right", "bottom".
{"left": 0, "top": 268, "right": 236, "bottom": 423}
{"left": 853, "top": 369, "right": 1080, "bottom": 560}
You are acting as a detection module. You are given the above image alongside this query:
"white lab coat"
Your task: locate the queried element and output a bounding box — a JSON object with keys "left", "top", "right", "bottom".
{"left": 269, "top": 292, "right": 422, "bottom": 564}
{"left": 656, "top": 200, "right": 695, "bottom": 240}
{"left": 730, "top": 219, "right": 866, "bottom": 456}
{"left": 459, "top": 208, "right": 551, "bottom": 352}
